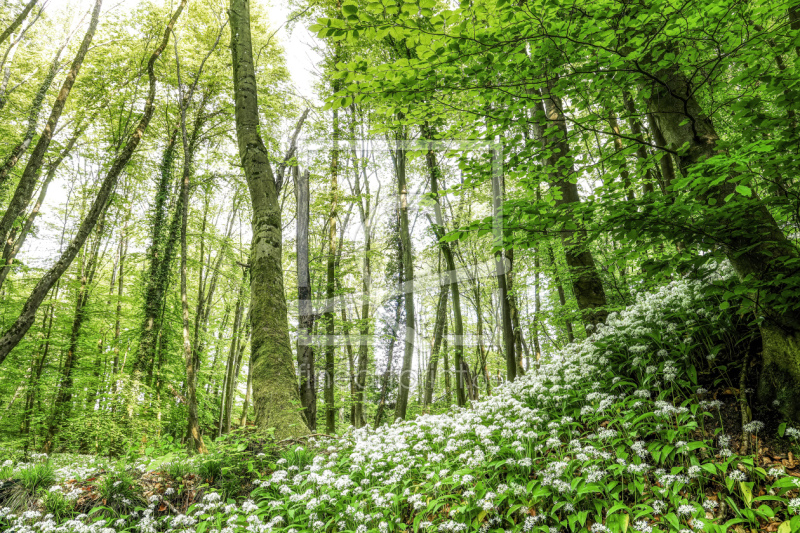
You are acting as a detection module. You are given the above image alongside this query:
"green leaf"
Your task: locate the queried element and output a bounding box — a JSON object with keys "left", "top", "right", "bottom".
{"left": 735, "top": 184, "right": 752, "bottom": 197}
{"left": 778, "top": 521, "right": 792, "bottom": 533}
{"left": 778, "top": 422, "right": 787, "bottom": 437}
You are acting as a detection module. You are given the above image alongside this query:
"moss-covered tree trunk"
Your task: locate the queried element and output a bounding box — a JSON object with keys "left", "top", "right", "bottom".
{"left": 644, "top": 66, "right": 800, "bottom": 422}
{"left": 229, "top": 0, "right": 308, "bottom": 439}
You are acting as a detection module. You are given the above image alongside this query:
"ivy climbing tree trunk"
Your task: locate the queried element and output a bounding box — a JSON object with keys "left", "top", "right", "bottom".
{"left": 643, "top": 66, "right": 800, "bottom": 423}
{"left": 229, "top": 0, "right": 308, "bottom": 439}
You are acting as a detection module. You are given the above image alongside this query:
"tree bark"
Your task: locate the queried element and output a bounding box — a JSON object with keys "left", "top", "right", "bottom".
{"left": 492, "top": 165, "right": 516, "bottom": 381}
{"left": 136, "top": 130, "right": 179, "bottom": 376}
{"left": 621, "top": 92, "right": 658, "bottom": 195}
{"left": 393, "top": 130, "right": 416, "bottom": 422}
{"left": 229, "top": 0, "right": 308, "bottom": 439}
{"left": 0, "top": 31, "right": 71, "bottom": 190}
{"left": 534, "top": 86, "right": 608, "bottom": 329}
{"left": 44, "top": 212, "right": 105, "bottom": 452}
{"left": 423, "top": 281, "right": 448, "bottom": 405}
{"left": 422, "top": 124, "right": 467, "bottom": 406}
{"left": 294, "top": 167, "right": 316, "bottom": 430}
{"left": 323, "top": 101, "right": 340, "bottom": 434}
{"left": 0, "top": 0, "right": 38, "bottom": 49}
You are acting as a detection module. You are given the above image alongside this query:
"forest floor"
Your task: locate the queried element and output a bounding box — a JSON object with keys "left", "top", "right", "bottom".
{"left": 2, "top": 275, "right": 800, "bottom": 533}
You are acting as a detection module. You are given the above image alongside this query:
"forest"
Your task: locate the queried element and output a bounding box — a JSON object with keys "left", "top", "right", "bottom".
{"left": 0, "top": 0, "right": 800, "bottom": 531}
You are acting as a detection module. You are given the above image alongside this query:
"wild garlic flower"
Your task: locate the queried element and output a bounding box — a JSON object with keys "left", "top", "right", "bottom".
{"left": 742, "top": 420, "right": 764, "bottom": 433}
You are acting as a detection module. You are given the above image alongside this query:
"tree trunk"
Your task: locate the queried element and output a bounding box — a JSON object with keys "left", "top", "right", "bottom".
{"left": 0, "top": 31, "right": 71, "bottom": 189}
{"left": 646, "top": 112, "right": 677, "bottom": 190}
{"left": 423, "top": 282, "right": 448, "bottom": 405}
{"left": 220, "top": 274, "right": 245, "bottom": 436}
{"left": 294, "top": 167, "right": 316, "bottom": 430}
{"left": 505, "top": 248, "right": 525, "bottom": 375}
{"left": 644, "top": 66, "right": 800, "bottom": 422}
{"left": 0, "top": 0, "right": 186, "bottom": 365}
{"left": 44, "top": 212, "right": 104, "bottom": 452}
{"left": 323, "top": 101, "right": 339, "bottom": 434}
{"left": 136, "top": 130, "right": 180, "bottom": 377}
{"left": 393, "top": 130, "right": 416, "bottom": 422}
{"left": 621, "top": 92, "right": 658, "bottom": 195}
{"left": 0, "top": 0, "right": 101, "bottom": 255}
{"left": 534, "top": 86, "right": 608, "bottom": 329}
{"left": 229, "top": 0, "right": 308, "bottom": 439}
{"left": 547, "top": 241, "right": 574, "bottom": 343}
{"left": 374, "top": 294, "right": 401, "bottom": 429}
{"left": 0, "top": 0, "right": 38, "bottom": 49}
{"left": 492, "top": 165, "right": 516, "bottom": 381}
{"left": 179, "top": 152, "right": 204, "bottom": 453}
{"left": 422, "top": 124, "right": 467, "bottom": 406}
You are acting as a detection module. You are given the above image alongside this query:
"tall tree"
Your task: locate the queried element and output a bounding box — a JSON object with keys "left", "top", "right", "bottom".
{"left": 229, "top": 0, "right": 308, "bottom": 438}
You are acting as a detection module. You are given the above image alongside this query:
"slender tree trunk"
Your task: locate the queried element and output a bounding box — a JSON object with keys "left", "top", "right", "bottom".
{"left": 229, "top": 0, "right": 308, "bottom": 438}
{"left": 323, "top": 103, "right": 339, "bottom": 434}
{"left": 111, "top": 220, "right": 127, "bottom": 394}
{"left": 0, "top": 0, "right": 101, "bottom": 253}
{"left": 0, "top": 0, "right": 187, "bottom": 365}
{"left": 0, "top": 0, "right": 38, "bottom": 50}
{"left": 423, "top": 282, "right": 448, "bottom": 405}
{"left": 505, "top": 248, "right": 525, "bottom": 375}
{"left": 394, "top": 129, "right": 416, "bottom": 422}
{"left": 220, "top": 274, "right": 245, "bottom": 436}
{"left": 422, "top": 124, "right": 467, "bottom": 406}
{"left": 348, "top": 130, "right": 372, "bottom": 428}
{"left": 294, "top": 167, "right": 316, "bottom": 430}
{"left": 0, "top": 32, "right": 71, "bottom": 190}
{"left": 547, "top": 241, "right": 574, "bottom": 343}
{"left": 44, "top": 213, "right": 104, "bottom": 452}
{"left": 178, "top": 135, "right": 204, "bottom": 453}
{"left": 492, "top": 166, "right": 516, "bottom": 381}
{"left": 374, "top": 295, "right": 401, "bottom": 429}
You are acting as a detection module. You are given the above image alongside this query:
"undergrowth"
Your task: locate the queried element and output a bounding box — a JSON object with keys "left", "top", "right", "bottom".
{"left": 1, "top": 269, "right": 799, "bottom": 532}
